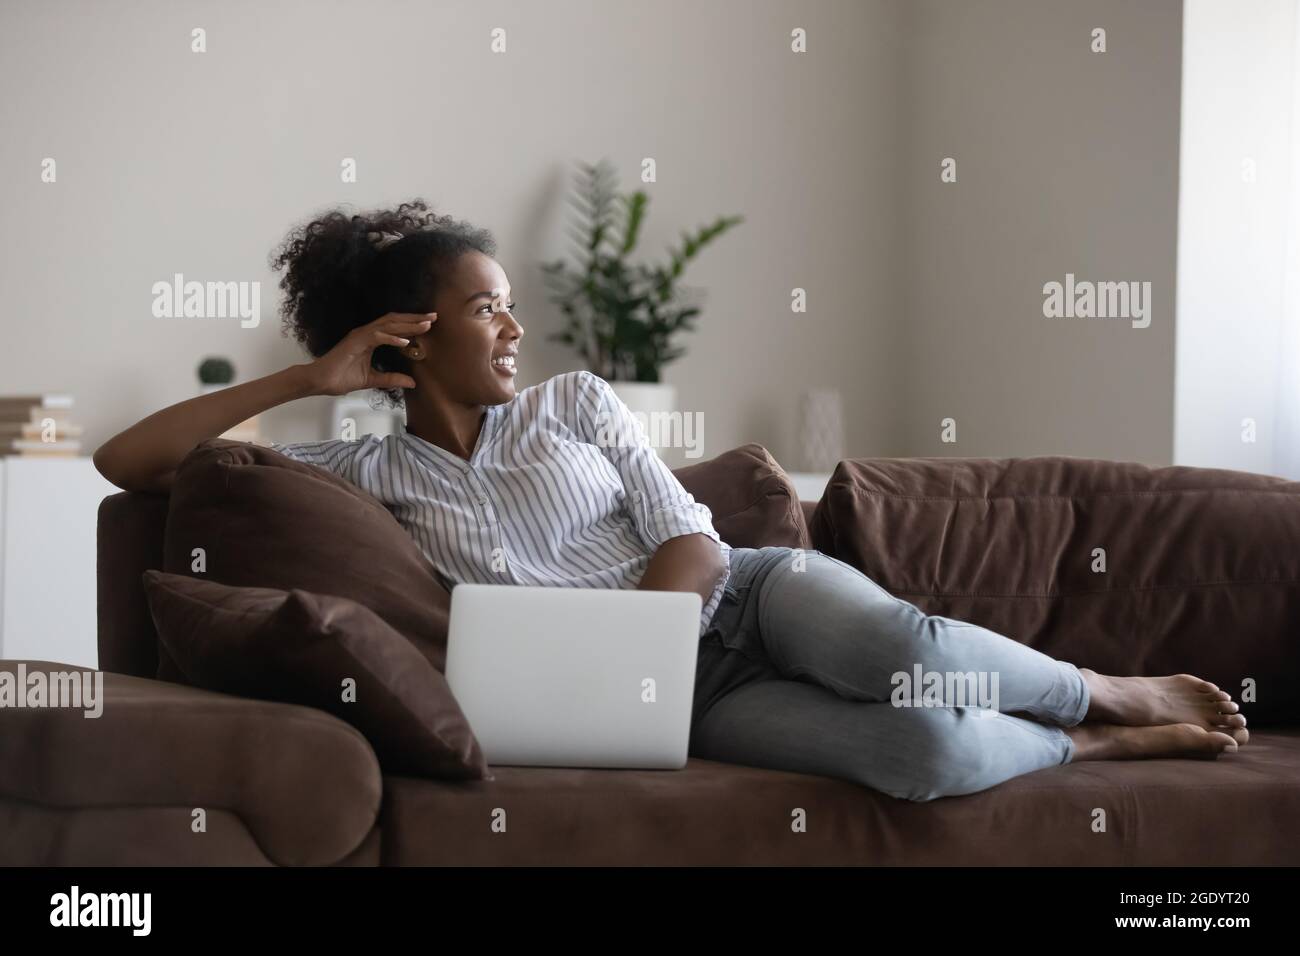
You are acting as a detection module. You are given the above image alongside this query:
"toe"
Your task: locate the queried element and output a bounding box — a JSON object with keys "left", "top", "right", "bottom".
{"left": 1209, "top": 730, "right": 1239, "bottom": 751}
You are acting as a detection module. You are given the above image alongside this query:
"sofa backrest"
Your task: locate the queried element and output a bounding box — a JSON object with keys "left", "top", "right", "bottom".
{"left": 96, "top": 441, "right": 810, "bottom": 680}
{"left": 809, "top": 455, "right": 1300, "bottom": 725}
{"left": 97, "top": 491, "right": 169, "bottom": 678}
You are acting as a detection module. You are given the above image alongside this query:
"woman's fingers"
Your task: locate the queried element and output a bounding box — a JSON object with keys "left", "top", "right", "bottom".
{"left": 372, "top": 330, "right": 412, "bottom": 347}
{"left": 348, "top": 314, "right": 430, "bottom": 350}
{"left": 381, "top": 311, "right": 435, "bottom": 329}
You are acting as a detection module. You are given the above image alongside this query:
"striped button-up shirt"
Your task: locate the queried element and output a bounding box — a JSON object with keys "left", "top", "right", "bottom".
{"left": 270, "top": 370, "right": 731, "bottom": 637}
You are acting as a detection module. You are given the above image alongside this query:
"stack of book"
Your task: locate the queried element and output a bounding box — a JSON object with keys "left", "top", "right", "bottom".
{"left": 0, "top": 394, "right": 82, "bottom": 457}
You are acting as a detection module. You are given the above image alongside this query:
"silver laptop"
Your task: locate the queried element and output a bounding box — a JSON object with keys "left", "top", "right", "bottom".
{"left": 445, "top": 583, "right": 703, "bottom": 770}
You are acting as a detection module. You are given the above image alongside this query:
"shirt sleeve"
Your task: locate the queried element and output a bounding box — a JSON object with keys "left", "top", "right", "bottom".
{"left": 574, "top": 370, "right": 723, "bottom": 551}
{"left": 267, "top": 438, "right": 367, "bottom": 484}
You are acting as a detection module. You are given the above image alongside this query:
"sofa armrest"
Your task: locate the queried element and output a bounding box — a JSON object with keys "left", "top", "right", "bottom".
{"left": 0, "top": 660, "right": 382, "bottom": 865}
{"left": 809, "top": 456, "right": 1300, "bottom": 724}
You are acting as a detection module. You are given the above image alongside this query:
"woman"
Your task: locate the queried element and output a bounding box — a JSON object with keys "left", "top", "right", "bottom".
{"left": 94, "top": 199, "right": 1249, "bottom": 803}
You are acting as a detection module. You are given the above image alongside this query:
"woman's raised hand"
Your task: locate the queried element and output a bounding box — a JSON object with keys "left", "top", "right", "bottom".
{"left": 305, "top": 312, "right": 435, "bottom": 397}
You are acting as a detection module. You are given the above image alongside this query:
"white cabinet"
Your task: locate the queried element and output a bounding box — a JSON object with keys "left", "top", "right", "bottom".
{"left": 0, "top": 457, "right": 116, "bottom": 668}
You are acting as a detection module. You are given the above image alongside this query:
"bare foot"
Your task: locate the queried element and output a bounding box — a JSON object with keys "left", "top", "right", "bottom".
{"left": 1078, "top": 669, "right": 1249, "bottom": 746}
{"left": 1064, "top": 722, "right": 1239, "bottom": 761}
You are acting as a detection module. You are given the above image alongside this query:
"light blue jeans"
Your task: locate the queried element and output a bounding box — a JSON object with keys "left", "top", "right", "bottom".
{"left": 689, "top": 547, "right": 1092, "bottom": 802}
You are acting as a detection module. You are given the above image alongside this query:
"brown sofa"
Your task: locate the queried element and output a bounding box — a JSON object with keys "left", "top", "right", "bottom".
{"left": 3, "top": 446, "right": 1298, "bottom": 865}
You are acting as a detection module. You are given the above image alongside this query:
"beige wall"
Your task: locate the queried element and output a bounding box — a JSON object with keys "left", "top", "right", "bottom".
{"left": 898, "top": 0, "right": 1184, "bottom": 464}
{"left": 0, "top": 0, "right": 1182, "bottom": 468}
{"left": 899, "top": 0, "right": 1185, "bottom": 463}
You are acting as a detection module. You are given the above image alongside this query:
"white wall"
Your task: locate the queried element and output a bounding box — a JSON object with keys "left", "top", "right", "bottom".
{"left": 1176, "top": 0, "right": 1300, "bottom": 478}
{"left": 1, "top": 0, "right": 1193, "bottom": 469}
{"left": 0, "top": 0, "right": 901, "bottom": 470}
{"left": 898, "top": 0, "right": 1184, "bottom": 464}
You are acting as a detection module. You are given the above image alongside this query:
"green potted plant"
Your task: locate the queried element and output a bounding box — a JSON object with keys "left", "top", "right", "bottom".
{"left": 541, "top": 158, "right": 742, "bottom": 432}
{"left": 197, "top": 356, "right": 235, "bottom": 396}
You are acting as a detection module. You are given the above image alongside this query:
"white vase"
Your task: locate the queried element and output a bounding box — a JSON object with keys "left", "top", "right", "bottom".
{"left": 331, "top": 393, "right": 404, "bottom": 441}
{"left": 797, "top": 387, "right": 845, "bottom": 472}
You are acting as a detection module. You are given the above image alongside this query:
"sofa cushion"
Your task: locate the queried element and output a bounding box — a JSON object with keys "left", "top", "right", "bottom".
{"left": 673, "top": 443, "right": 810, "bottom": 550}
{"left": 809, "top": 456, "right": 1300, "bottom": 724}
{"left": 160, "top": 438, "right": 488, "bottom": 772}
{"left": 141, "top": 570, "right": 488, "bottom": 779}
{"left": 162, "top": 438, "right": 452, "bottom": 670}
{"left": 378, "top": 730, "right": 1300, "bottom": 864}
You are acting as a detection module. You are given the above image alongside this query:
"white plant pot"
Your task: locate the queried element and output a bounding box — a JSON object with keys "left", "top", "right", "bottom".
{"left": 607, "top": 381, "right": 680, "bottom": 466}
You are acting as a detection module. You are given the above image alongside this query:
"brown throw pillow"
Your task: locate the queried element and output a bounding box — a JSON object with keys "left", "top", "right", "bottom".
{"left": 159, "top": 438, "right": 454, "bottom": 682}
{"left": 142, "top": 569, "right": 490, "bottom": 779}
{"left": 673, "top": 443, "right": 810, "bottom": 549}
{"left": 157, "top": 437, "right": 486, "bottom": 776}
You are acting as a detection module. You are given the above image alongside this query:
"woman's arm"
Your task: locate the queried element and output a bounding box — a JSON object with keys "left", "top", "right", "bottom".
{"left": 93, "top": 365, "right": 319, "bottom": 494}
{"left": 636, "top": 533, "right": 728, "bottom": 604}
{"left": 570, "top": 371, "right": 727, "bottom": 598}
{"left": 93, "top": 312, "right": 432, "bottom": 494}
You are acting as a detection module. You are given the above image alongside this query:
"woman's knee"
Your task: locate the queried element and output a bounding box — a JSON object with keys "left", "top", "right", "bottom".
{"left": 847, "top": 708, "right": 994, "bottom": 802}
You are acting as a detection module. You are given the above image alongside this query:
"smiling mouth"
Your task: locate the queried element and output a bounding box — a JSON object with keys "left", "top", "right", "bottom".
{"left": 491, "top": 355, "right": 516, "bottom": 375}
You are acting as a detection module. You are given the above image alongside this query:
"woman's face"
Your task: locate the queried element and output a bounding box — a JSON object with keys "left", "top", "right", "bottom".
{"left": 414, "top": 251, "right": 524, "bottom": 405}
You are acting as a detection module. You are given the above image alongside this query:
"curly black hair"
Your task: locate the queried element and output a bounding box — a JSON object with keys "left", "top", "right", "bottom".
{"left": 269, "top": 198, "right": 498, "bottom": 408}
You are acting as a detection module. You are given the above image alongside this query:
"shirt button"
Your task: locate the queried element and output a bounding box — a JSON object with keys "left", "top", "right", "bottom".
{"left": 476, "top": 493, "right": 488, "bottom": 504}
